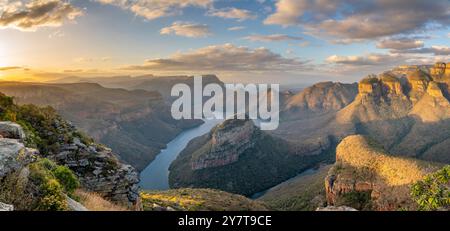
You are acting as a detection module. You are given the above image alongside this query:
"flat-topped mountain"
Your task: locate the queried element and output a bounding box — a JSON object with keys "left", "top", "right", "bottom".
{"left": 283, "top": 81, "right": 358, "bottom": 120}
{"left": 169, "top": 119, "right": 332, "bottom": 196}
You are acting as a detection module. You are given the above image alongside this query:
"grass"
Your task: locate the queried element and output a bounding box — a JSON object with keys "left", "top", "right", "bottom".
{"left": 259, "top": 165, "right": 332, "bottom": 211}
{"left": 73, "top": 190, "right": 129, "bottom": 211}
{"left": 140, "top": 188, "right": 268, "bottom": 211}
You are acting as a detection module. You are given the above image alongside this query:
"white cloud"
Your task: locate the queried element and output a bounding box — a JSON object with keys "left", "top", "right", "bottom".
{"left": 376, "top": 38, "right": 424, "bottom": 50}
{"left": 244, "top": 34, "right": 302, "bottom": 42}
{"left": 160, "top": 21, "right": 211, "bottom": 38}
{"left": 120, "top": 43, "right": 310, "bottom": 72}
{"left": 0, "top": 0, "right": 83, "bottom": 31}
{"left": 326, "top": 53, "right": 404, "bottom": 66}
{"left": 265, "top": 0, "right": 450, "bottom": 40}
{"left": 207, "top": 7, "right": 256, "bottom": 21}
{"left": 96, "top": 0, "right": 213, "bottom": 20}
{"left": 227, "top": 26, "right": 245, "bottom": 31}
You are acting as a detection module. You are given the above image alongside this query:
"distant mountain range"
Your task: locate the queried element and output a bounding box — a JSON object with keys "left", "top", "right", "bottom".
{"left": 167, "top": 62, "right": 450, "bottom": 210}
{"left": 0, "top": 75, "right": 225, "bottom": 171}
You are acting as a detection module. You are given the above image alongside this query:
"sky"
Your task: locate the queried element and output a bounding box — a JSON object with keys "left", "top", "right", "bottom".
{"left": 0, "top": 0, "right": 449, "bottom": 85}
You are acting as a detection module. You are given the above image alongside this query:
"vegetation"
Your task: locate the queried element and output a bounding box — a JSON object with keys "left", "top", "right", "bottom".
{"left": 141, "top": 188, "right": 268, "bottom": 211}
{"left": 73, "top": 190, "right": 128, "bottom": 211}
{"left": 411, "top": 165, "right": 450, "bottom": 211}
{"left": 28, "top": 158, "right": 80, "bottom": 211}
{"left": 0, "top": 93, "right": 92, "bottom": 156}
{"left": 259, "top": 165, "right": 331, "bottom": 211}
{"left": 336, "top": 191, "right": 372, "bottom": 210}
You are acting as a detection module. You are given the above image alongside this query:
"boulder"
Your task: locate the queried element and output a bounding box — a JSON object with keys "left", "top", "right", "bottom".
{"left": 0, "top": 122, "right": 25, "bottom": 140}
{"left": 316, "top": 206, "right": 357, "bottom": 211}
{"left": 0, "top": 202, "right": 13, "bottom": 211}
{"left": 66, "top": 196, "right": 88, "bottom": 211}
{"left": 0, "top": 138, "right": 38, "bottom": 178}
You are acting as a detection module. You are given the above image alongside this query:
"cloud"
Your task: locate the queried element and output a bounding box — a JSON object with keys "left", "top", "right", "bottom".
{"left": 244, "top": 34, "right": 302, "bottom": 42}
{"left": 265, "top": 0, "right": 450, "bottom": 40}
{"left": 0, "top": 66, "right": 22, "bottom": 71}
{"left": 0, "top": 0, "right": 83, "bottom": 31}
{"left": 96, "top": 0, "right": 212, "bottom": 21}
{"left": 394, "top": 45, "right": 450, "bottom": 56}
{"left": 207, "top": 7, "right": 256, "bottom": 21}
{"left": 120, "top": 43, "right": 310, "bottom": 72}
{"left": 227, "top": 26, "right": 245, "bottom": 31}
{"left": 74, "top": 57, "right": 112, "bottom": 63}
{"left": 376, "top": 37, "right": 425, "bottom": 50}
{"left": 326, "top": 53, "right": 404, "bottom": 66}
{"left": 160, "top": 21, "right": 211, "bottom": 38}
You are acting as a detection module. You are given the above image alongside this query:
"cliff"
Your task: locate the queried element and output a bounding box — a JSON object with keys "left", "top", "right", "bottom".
{"left": 283, "top": 81, "right": 358, "bottom": 120}
{"left": 191, "top": 120, "right": 257, "bottom": 170}
{"left": 0, "top": 81, "right": 203, "bottom": 171}
{"left": 0, "top": 93, "right": 140, "bottom": 210}
{"left": 169, "top": 119, "right": 331, "bottom": 196}
{"left": 324, "top": 135, "right": 439, "bottom": 211}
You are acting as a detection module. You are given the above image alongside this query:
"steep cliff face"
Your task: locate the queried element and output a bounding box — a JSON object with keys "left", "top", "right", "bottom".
{"left": 0, "top": 94, "right": 140, "bottom": 206}
{"left": 191, "top": 120, "right": 257, "bottom": 170}
{"left": 169, "top": 119, "right": 331, "bottom": 196}
{"left": 0, "top": 82, "right": 202, "bottom": 171}
{"left": 283, "top": 81, "right": 358, "bottom": 119}
{"left": 324, "top": 135, "right": 439, "bottom": 211}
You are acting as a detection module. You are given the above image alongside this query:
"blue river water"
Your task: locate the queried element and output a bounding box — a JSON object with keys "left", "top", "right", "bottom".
{"left": 139, "top": 118, "right": 223, "bottom": 190}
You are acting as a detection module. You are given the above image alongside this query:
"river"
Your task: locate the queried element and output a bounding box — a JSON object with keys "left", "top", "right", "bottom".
{"left": 139, "top": 118, "right": 223, "bottom": 190}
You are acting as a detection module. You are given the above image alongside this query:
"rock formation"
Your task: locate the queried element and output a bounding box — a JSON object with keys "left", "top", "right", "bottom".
{"left": 191, "top": 120, "right": 257, "bottom": 170}
{"left": 324, "top": 135, "right": 438, "bottom": 211}
{"left": 0, "top": 122, "right": 38, "bottom": 178}
{"left": 0, "top": 202, "right": 14, "bottom": 211}
{"left": 0, "top": 117, "right": 139, "bottom": 206}
{"left": 316, "top": 206, "right": 357, "bottom": 211}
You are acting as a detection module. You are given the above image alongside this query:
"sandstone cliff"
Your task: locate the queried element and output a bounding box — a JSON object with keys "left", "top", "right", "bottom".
{"left": 0, "top": 82, "right": 202, "bottom": 171}
{"left": 169, "top": 119, "right": 331, "bottom": 196}
{"left": 324, "top": 135, "right": 439, "bottom": 211}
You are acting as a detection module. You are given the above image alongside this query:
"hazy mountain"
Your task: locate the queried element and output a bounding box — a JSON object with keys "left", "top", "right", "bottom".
{"left": 0, "top": 82, "right": 202, "bottom": 171}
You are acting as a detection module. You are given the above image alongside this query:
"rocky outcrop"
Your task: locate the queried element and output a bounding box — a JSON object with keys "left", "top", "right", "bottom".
{"left": 325, "top": 135, "right": 438, "bottom": 211}
{"left": 0, "top": 118, "right": 139, "bottom": 205}
{"left": 0, "top": 202, "right": 13, "bottom": 211}
{"left": 0, "top": 122, "right": 38, "bottom": 178}
{"left": 358, "top": 75, "right": 383, "bottom": 97}
{"left": 0, "top": 122, "right": 25, "bottom": 140}
{"left": 284, "top": 82, "right": 358, "bottom": 118}
{"left": 191, "top": 120, "right": 258, "bottom": 170}
{"left": 66, "top": 196, "right": 88, "bottom": 211}
{"left": 53, "top": 141, "right": 139, "bottom": 204}
{"left": 380, "top": 73, "right": 403, "bottom": 95}
{"left": 430, "top": 62, "right": 450, "bottom": 76}
{"left": 44, "top": 119, "right": 140, "bottom": 205}
{"left": 316, "top": 206, "right": 357, "bottom": 211}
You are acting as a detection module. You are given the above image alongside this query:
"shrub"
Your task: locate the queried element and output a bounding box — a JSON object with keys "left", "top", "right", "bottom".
{"left": 29, "top": 158, "right": 80, "bottom": 211}
{"left": 38, "top": 179, "right": 67, "bottom": 211}
{"left": 411, "top": 165, "right": 450, "bottom": 211}
{"left": 53, "top": 166, "right": 80, "bottom": 195}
